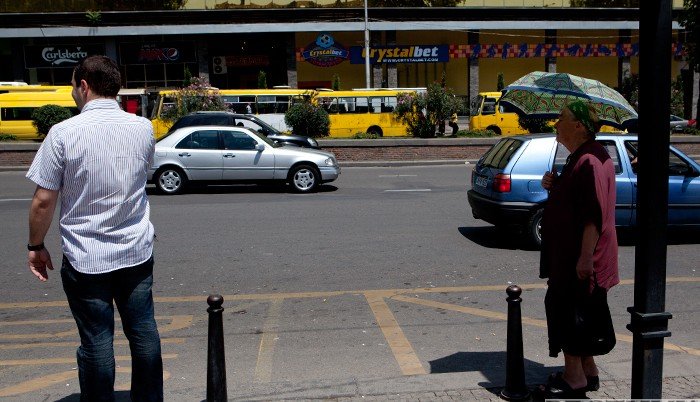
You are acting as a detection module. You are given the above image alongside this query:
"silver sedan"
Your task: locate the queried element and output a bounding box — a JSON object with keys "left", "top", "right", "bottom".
{"left": 148, "top": 126, "right": 340, "bottom": 194}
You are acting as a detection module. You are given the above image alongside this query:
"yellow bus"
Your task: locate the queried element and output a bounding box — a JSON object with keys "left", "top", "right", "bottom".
{"left": 0, "top": 91, "right": 78, "bottom": 139}
{"left": 149, "top": 88, "right": 310, "bottom": 139}
{"left": 315, "top": 89, "right": 409, "bottom": 137}
{"left": 0, "top": 85, "right": 73, "bottom": 95}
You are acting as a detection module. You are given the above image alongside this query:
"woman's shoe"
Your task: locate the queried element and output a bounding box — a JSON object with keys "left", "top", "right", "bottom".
{"left": 541, "top": 372, "right": 587, "bottom": 399}
{"left": 586, "top": 375, "right": 600, "bottom": 391}
{"left": 549, "top": 371, "right": 599, "bottom": 392}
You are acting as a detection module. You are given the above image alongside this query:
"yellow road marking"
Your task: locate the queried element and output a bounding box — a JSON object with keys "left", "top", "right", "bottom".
{"left": 0, "top": 337, "right": 186, "bottom": 350}
{"left": 254, "top": 299, "right": 283, "bottom": 383}
{"left": 1, "top": 277, "right": 699, "bottom": 309}
{"left": 365, "top": 293, "right": 426, "bottom": 376}
{"left": 0, "top": 367, "right": 172, "bottom": 397}
{"left": 393, "top": 295, "right": 700, "bottom": 356}
{"left": 0, "top": 353, "right": 177, "bottom": 366}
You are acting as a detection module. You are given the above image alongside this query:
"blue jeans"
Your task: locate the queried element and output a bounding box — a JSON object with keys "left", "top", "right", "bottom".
{"left": 61, "top": 255, "right": 163, "bottom": 402}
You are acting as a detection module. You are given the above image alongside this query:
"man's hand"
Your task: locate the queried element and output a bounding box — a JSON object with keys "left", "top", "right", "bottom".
{"left": 28, "top": 248, "right": 54, "bottom": 282}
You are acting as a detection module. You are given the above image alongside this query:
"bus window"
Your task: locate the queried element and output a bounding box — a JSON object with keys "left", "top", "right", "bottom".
{"left": 226, "top": 95, "right": 255, "bottom": 114}
{"left": 2, "top": 107, "right": 35, "bottom": 120}
{"left": 257, "top": 95, "right": 291, "bottom": 114}
{"left": 338, "top": 97, "right": 355, "bottom": 113}
{"left": 354, "top": 97, "right": 369, "bottom": 113}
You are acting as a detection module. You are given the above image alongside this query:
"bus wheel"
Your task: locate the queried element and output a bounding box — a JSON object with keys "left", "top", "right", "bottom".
{"left": 367, "top": 126, "right": 383, "bottom": 137}
{"left": 486, "top": 125, "right": 501, "bottom": 135}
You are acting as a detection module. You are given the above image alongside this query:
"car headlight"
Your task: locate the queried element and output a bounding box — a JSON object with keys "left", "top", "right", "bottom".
{"left": 324, "top": 157, "right": 337, "bottom": 167}
{"left": 308, "top": 138, "right": 319, "bottom": 147}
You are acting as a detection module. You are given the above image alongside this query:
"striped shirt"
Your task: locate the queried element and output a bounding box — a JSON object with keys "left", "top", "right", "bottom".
{"left": 27, "top": 98, "right": 155, "bottom": 274}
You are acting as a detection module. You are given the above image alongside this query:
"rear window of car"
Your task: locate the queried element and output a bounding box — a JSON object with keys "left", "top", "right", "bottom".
{"left": 480, "top": 138, "right": 523, "bottom": 169}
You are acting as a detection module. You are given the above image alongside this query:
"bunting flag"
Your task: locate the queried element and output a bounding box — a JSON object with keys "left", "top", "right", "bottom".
{"left": 448, "top": 43, "right": 686, "bottom": 59}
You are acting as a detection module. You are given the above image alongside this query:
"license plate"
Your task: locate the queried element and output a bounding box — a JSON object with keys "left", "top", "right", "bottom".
{"left": 475, "top": 175, "right": 488, "bottom": 187}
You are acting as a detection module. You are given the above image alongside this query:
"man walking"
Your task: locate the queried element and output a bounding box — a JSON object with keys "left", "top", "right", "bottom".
{"left": 26, "top": 55, "right": 163, "bottom": 401}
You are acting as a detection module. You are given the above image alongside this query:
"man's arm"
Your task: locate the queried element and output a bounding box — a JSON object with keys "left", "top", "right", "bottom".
{"left": 28, "top": 186, "right": 59, "bottom": 282}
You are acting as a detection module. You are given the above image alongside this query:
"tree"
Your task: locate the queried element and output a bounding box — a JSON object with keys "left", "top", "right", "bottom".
{"left": 32, "top": 105, "right": 73, "bottom": 137}
{"left": 284, "top": 93, "right": 330, "bottom": 137}
{"left": 161, "top": 77, "right": 227, "bottom": 122}
{"left": 257, "top": 71, "right": 268, "bottom": 89}
{"left": 671, "top": 74, "right": 686, "bottom": 116}
{"left": 183, "top": 66, "right": 192, "bottom": 87}
{"left": 332, "top": 74, "right": 341, "bottom": 90}
{"left": 680, "top": 0, "right": 699, "bottom": 73}
{"left": 518, "top": 115, "right": 555, "bottom": 134}
{"left": 497, "top": 73, "right": 505, "bottom": 91}
{"left": 393, "top": 82, "right": 462, "bottom": 137}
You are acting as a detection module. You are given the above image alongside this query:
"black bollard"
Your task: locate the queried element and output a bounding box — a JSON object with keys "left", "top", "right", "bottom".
{"left": 207, "top": 294, "right": 227, "bottom": 402}
{"left": 500, "top": 285, "right": 531, "bottom": 401}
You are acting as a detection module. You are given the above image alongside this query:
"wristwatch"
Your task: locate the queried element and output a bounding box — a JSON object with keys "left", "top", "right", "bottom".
{"left": 27, "top": 242, "right": 45, "bottom": 251}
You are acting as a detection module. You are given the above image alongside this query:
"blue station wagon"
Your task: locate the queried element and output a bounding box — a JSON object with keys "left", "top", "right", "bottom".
{"left": 467, "top": 133, "right": 700, "bottom": 246}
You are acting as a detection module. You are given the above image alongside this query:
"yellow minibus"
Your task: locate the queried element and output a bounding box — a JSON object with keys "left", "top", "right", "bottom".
{"left": 0, "top": 91, "right": 78, "bottom": 139}
{"left": 315, "top": 89, "right": 410, "bottom": 137}
{"left": 0, "top": 85, "right": 73, "bottom": 95}
{"left": 149, "top": 88, "right": 310, "bottom": 139}
{"left": 469, "top": 91, "right": 621, "bottom": 135}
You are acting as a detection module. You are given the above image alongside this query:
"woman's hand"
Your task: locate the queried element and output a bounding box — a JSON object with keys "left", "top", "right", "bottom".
{"left": 541, "top": 171, "right": 557, "bottom": 190}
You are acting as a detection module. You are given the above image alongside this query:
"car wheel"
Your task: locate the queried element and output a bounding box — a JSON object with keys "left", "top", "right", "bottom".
{"left": 486, "top": 125, "right": 502, "bottom": 135}
{"left": 526, "top": 208, "right": 544, "bottom": 247}
{"left": 156, "top": 166, "right": 187, "bottom": 195}
{"left": 288, "top": 164, "right": 319, "bottom": 193}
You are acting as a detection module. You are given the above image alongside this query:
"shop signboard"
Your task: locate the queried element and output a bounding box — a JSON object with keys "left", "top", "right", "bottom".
{"left": 349, "top": 45, "right": 449, "bottom": 64}
{"left": 120, "top": 42, "right": 196, "bottom": 65}
{"left": 24, "top": 44, "right": 105, "bottom": 68}
{"left": 302, "top": 33, "right": 348, "bottom": 67}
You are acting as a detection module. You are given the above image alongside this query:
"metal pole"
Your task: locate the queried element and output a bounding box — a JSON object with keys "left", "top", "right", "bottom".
{"left": 364, "top": 0, "right": 371, "bottom": 89}
{"left": 500, "top": 285, "right": 530, "bottom": 401}
{"left": 207, "top": 294, "right": 227, "bottom": 402}
{"left": 628, "top": 1, "right": 673, "bottom": 399}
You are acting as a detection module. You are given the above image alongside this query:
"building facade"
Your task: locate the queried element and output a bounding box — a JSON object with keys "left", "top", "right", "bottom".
{"left": 0, "top": 4, "right": 697, "bottom": 119}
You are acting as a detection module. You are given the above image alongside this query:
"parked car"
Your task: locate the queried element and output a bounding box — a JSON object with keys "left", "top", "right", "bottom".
{"left": 670, "top": 115, "right": 693, "bottom": 133}
{"left": 166, "top": 111, "right": 320, "bottom": 148}
{"left": 148, "top": 125, "right": 340, "bottom": 194}
{"left": 467, "top": 133, "right": 700, "bottom": 246}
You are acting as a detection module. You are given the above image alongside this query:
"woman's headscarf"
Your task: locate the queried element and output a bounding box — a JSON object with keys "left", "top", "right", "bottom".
{"left": 566, "top": 100, "right": 600, "bottom": 136}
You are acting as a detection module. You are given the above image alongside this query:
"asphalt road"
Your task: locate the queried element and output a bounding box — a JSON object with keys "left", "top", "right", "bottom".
{"left": 0, "top": 166, "right": 699, "bottom": 400}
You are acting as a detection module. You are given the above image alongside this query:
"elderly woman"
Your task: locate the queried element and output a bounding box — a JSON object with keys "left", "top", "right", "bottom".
{"left": 539, "top": 100, "right": 620, "bottom": 398}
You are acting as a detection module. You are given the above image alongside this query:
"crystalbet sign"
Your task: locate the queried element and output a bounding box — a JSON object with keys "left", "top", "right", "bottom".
{"left": 350, "top": 45, "right": 449, "bottom": 64}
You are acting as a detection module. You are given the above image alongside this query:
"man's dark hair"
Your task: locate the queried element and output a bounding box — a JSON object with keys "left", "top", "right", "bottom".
{"left": 73, "top": 55, "right": 121, "bottom": 97}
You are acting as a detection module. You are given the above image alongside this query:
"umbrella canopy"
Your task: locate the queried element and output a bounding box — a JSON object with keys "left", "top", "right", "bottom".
{"left": 499, "top": 71, "right": 638, "bottom": 129}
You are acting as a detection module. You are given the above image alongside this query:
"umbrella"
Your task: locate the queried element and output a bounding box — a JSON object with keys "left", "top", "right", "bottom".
{"left": 499, "top": 71, "right": 638, "bottom": 129}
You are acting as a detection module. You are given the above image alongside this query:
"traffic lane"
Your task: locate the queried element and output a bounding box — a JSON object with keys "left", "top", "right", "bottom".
{"left": 0, "top": 171, "right": 34, "bottom": 201}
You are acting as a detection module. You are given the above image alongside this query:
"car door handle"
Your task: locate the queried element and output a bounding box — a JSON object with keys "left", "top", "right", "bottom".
{"left": 223, "top": 153, "right": 235, "bottom": 158}
{"left": 178, "top": 152, "right": 191, "bottom": 157}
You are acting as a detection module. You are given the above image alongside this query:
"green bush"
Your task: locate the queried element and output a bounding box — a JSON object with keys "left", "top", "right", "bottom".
{"left": 352, "top": 131, "right": 379, "bottom": 139}
{"left": 455, "top": 129, "right": 499, "bottom": 138}
{"left": 32, "top": 104, "right": 73, "bottom": 136}
{"left": 0, "top": 133, "right": 18, "bottom": 141}
{"left": 284, "top": 97, "right": 330, "bottom": 138}
{"left": 518, "top": 114, "right": 555, "bottom": 134}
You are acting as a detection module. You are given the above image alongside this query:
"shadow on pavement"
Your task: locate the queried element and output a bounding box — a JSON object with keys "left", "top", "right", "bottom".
{"left": 55, "top": 391, "right": 131, "bottom": 401}
{"left": 458, "top": 226, "right": 539, "bottom": 251}
{"left": 461, "top": 225, "right": 700, "bottom": 251}
{"left": 429, "top": 351, "right": 555, "bottom": 396}
{"left": 146, "top": 183, "right": 338, "bottom": 196}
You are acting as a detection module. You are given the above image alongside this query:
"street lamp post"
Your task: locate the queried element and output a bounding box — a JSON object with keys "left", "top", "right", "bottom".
{"left": 364, "top": 0, "right": 371, "bottom": 89}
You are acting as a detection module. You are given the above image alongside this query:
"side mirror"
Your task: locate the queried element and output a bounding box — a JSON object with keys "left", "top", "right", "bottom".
{"left": 255, "top": 143, "right": 265, "bottom": 152}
